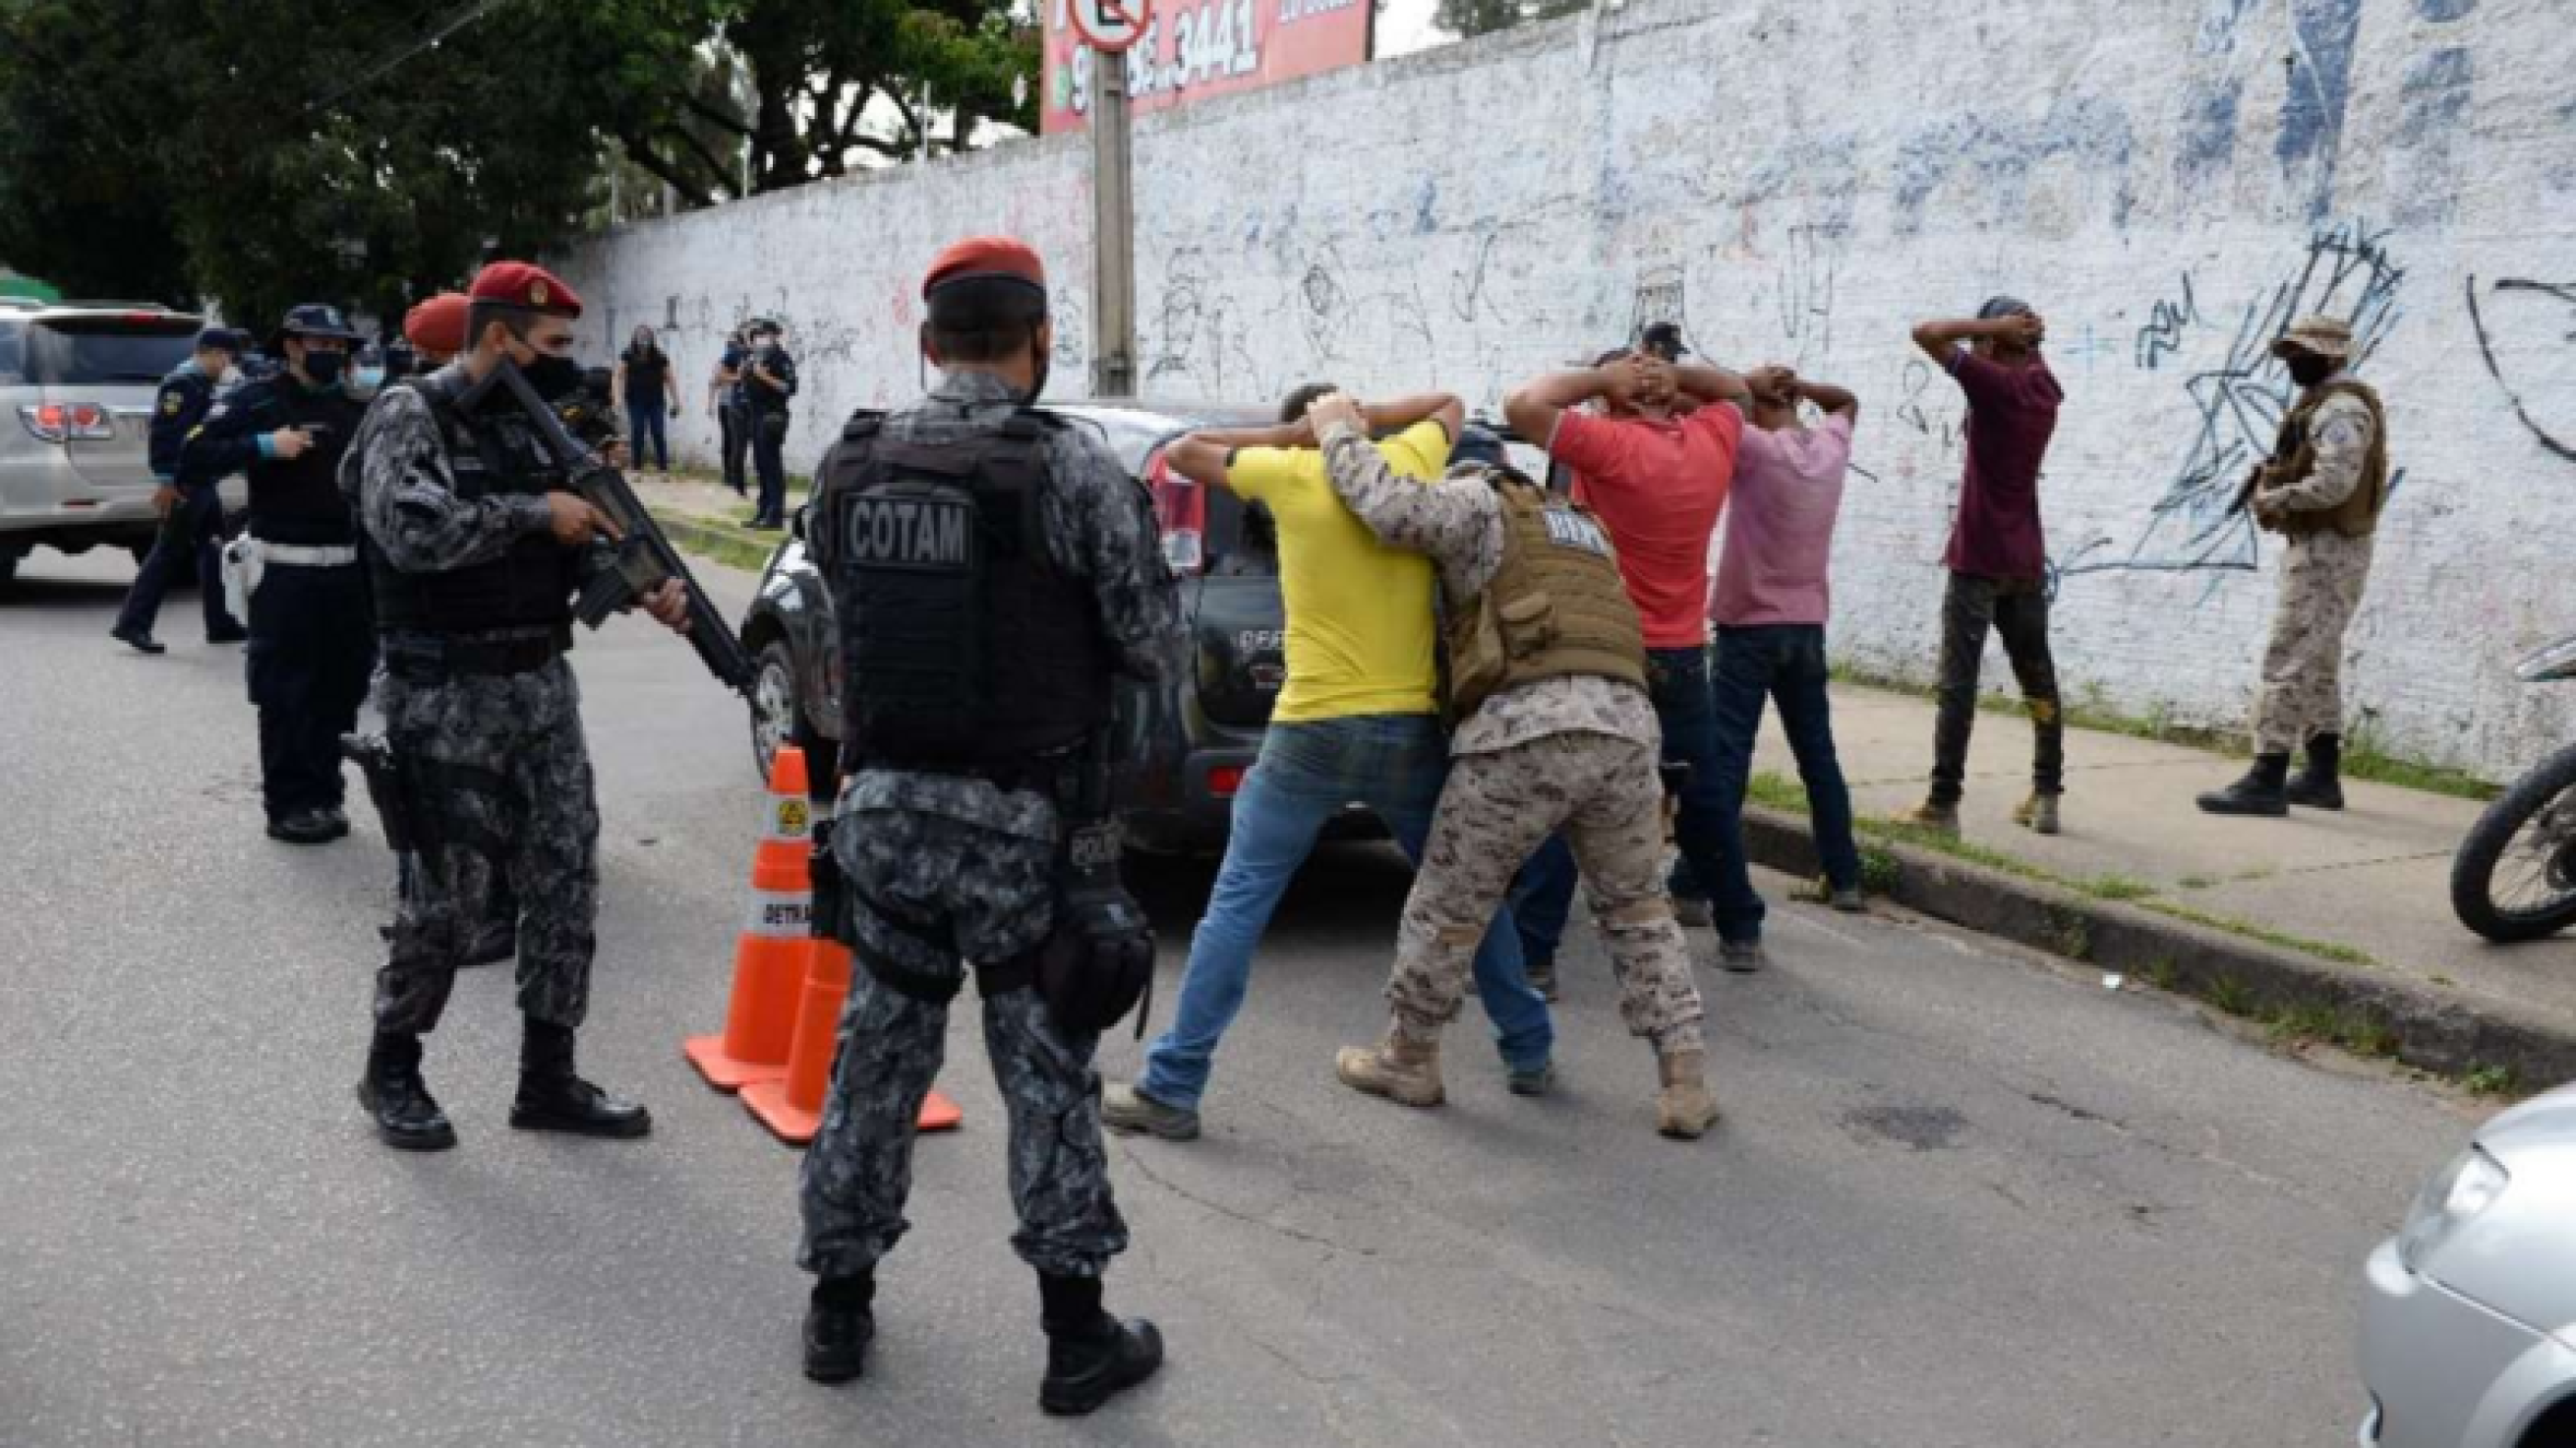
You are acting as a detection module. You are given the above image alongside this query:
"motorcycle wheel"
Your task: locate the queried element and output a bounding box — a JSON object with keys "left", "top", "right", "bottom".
{"left": 2452, "top": 743, "right": 2576, "bottom": 943}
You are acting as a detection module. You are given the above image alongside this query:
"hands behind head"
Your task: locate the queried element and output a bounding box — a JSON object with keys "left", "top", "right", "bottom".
{"left": 1305, "top": 390, "right": 1365, "bottom": 437}
{"left": 1746, "top": 365, "right": 1798, "bottom": 404}
{"left": 1998, "top": 313, "right": 2047, "bottom": 349}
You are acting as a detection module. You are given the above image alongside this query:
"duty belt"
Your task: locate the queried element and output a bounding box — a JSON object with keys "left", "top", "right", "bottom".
{"left": 855, "top": 749, "right": 1085, "bottom": 801}
{"left": 381, "top": 626, "right": 572, "bottom": 681}
{"left": 258, "top": 543, "right": 359, "bottom": 568}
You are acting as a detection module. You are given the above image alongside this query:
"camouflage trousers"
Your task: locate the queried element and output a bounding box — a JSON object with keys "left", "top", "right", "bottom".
{"left": 2254, "top": 531, "right": 2376, "bottom": 756}
{"left": 1389, "top": 731, "right": 1706, "bottom": 1057}
{"left": 798, "top": 808, "right": 1129, "bottom": 1282}
{"left": 371, "top": 658, "right": 599, "bottom": 1035}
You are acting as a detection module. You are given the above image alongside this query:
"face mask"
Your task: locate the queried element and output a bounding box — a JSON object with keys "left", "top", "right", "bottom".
{"left": 2286, "top": 355, "right": 2335, "bottom": 388}
{"left": 522, "top": 353, "right": 585, "bottom": 401}
{"left": 218, "top": 365, "right": 243, "bottom": 388}
{"left": 301, "top": 349, "right": 346, "bottom": 386}
{"left": 354, "top": 366, "right": 386, "bottom": 393}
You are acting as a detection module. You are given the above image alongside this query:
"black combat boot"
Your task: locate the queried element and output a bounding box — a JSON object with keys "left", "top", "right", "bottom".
{"left": 357, "top": 1031, "right": 457, "bottom": 1151}
{"left": 1037, "top": 1273, "right": 1163, "bottom": 1418}
{"left": 508, "top": 1018, "right": 652, "bottom": 1138}
{"left": 2196, "top": 754, "right": 2291, "bottom": 817}
{"left": 2287, "top": 734, "right": 2346, "bottom": 811}
{"left": 801, "top": 1274, "right": 876, "bottom": 1384}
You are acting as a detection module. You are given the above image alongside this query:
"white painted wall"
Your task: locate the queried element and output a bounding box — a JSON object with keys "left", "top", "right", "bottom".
{"left": 559, "top": 0, "right": 2576, "bottom": 782}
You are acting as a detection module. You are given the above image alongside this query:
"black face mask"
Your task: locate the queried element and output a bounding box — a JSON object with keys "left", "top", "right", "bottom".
{"left": 522, "top": 353, "right": 585, "bottom": 401}
{"left": 300, "top": 349, "right": 346, "bottom": 387}
{"left": 2286, "top": 355, "right": 2336, "bottom": 388}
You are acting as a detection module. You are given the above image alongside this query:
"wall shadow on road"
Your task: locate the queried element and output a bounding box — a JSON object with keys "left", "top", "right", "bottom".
{"left": 0, "top": 571, "right": 148, "bottom": 611}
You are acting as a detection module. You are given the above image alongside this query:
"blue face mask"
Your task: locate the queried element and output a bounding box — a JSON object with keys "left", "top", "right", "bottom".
{"left": 354, "top": 366, "right": 386, "bottom": 392}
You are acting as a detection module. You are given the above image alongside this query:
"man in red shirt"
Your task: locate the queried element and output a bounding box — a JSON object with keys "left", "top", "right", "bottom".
{"left": 1896, "top": 298, "right": 2066, "bottom": 837}
{"left": 1504, "top": 343, "right": 1763, "bottom": 968}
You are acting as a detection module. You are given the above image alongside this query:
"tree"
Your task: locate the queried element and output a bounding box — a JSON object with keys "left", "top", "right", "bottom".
{"left": 1434, "top": 0, "right": 1588, "bottom": 40}
{"left": 621, "top": 0, "right": 1036, "bottom": 203}
{"left": 0, "top": 0, "right": 198, "bottom": 304}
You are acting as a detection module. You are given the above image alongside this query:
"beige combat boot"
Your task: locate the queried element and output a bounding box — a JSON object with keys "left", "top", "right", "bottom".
{"left": 1656, "top": 1049, "right": 1720, "bottom": 1139}
{"left": 1893, "top": 797, "right": 1961, "bottom": 837}
{"left": 2014, "top": 791, "right": 2061, "bottom": 836}
{"left": 1335, "top": 1026, "right": 1445, "bottom": 1108}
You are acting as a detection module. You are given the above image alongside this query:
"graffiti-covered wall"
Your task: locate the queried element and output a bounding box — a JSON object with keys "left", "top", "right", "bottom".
{"left": 558, "top": 0, "right": 2576, "bottom": 780}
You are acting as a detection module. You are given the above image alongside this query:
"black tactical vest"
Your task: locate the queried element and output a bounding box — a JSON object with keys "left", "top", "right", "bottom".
{"left": 817, "top": 409, "right": 1113, "bottom": 769}
{"left": 244, "top": 377, "right": 365, "bottom": 546}
{"left": 366, "top": 367, "right": 582, "bottom": 637}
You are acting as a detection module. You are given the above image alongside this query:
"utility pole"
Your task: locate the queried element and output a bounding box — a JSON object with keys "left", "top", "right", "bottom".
{"left": 1089, "top": 46, "right": 1137, "bottom": 400}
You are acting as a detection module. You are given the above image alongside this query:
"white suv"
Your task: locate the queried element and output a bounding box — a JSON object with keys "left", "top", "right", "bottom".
{"left": 0, "top": 300, "right": 215, "bottom": 586}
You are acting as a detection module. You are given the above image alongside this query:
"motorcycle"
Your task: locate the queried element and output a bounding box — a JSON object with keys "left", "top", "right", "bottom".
{"left": 2452, "top": 634, "right": 2576, "bottom": 942}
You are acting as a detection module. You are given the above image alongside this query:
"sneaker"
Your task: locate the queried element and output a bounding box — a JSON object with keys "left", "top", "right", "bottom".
{"left": 1334, "top": 1028, "right": 1445, "bottom": 1109}
{"left": 1719, "top": 938, "right": 1768, "bottom": 973}
{"left": 1671, "top": 896, "right": 1715, "bottom": 929}
{"left": 1102, "top": 1083, "right": 1200, "bottom": 1141}
{"left": 1893, "top": 798, "right": 1960, "bottom": 837}
{"left": 1829, "top": 885, "right": 1867, "bottom": 914}
{"left": 1506, "top": 1060, "right": 1556, "bottom": 1097}
{"left": 2013, "top": 792, "right": 2061, "bottom": 836}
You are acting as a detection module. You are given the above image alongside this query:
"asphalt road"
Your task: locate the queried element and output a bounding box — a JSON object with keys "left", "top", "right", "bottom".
{"left": 0, "top": 546, "right": 2480, "bottom": 1448}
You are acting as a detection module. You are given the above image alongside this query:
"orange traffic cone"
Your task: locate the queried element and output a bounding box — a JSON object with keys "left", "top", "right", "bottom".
{"left": 740, "top": 934, "right": 965, "bottom": 1143}
{"left": 683, "top": 746, "right": 815, "bottom": 1091}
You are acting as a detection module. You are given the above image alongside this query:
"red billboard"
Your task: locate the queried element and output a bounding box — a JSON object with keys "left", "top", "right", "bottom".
{"left": 1041, "top": 0, "right": 1374, "bottom": 135}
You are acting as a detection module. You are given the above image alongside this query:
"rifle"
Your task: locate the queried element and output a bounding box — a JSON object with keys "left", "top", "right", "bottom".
{"left": 466, "top": 362, "right": 756, "bottom": 693}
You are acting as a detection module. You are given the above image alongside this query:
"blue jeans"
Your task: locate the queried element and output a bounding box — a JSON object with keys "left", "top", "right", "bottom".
{"left": 625, "top": 400, "right": 670, "bottom": 471}
{"left": 115, "top": 487, "right": 237, "bottom": 641}
{"left": 1672, "top": 624, "right": 1863, "bottom": 910}
{"left": 1140, "top": 715, "right": 1553, "bottom": 1110}
{"left": 1513, "top": 646, "right": 1761, "bottom": 950}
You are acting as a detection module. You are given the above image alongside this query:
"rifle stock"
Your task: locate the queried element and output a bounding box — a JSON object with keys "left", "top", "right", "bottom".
{"left": 472, "top": 363, "right": 757, "bottom": 693}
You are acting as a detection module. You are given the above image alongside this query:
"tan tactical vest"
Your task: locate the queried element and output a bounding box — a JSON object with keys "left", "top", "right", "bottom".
{"left": 2261, "top": 379, "right": 2389, "bottom": 539}
{"left": 1446, "top": 471, "right": 1649, "bottom": 718}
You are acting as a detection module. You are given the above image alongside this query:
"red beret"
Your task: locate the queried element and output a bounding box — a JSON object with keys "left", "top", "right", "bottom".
{"left": 468, "top": 261, "right": 583, "bottom": 319}
{"left": 922, "top": 237, "right": 1046, "bottom": 299}
{"left": 403, "top": 293, "right": 470, "bottom": 357}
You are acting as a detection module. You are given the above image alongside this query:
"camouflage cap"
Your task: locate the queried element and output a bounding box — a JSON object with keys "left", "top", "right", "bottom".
{"left": 2272, "top": 315, "right": 2354, "bottom": 361}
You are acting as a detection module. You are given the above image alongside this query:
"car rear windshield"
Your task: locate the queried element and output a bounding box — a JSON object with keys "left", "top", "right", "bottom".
{"left": 26, "top": 317, "right": 198, "bottom": 386}
{"left": 0, "top": 320, "right": 22, "bottom": 385}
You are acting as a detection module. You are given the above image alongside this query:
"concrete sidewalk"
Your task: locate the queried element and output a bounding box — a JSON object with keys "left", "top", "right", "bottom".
{"left": 1751, "top": 681, "right": 2576, "bottom": 1072}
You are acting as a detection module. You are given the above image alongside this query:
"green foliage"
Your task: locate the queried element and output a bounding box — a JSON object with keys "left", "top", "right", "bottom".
{"left": 2463, "top": 1064, "right": 2520, "bottom": 1098}
{"left": 2079, "top": 873, "right": 2159, "bottom": 902}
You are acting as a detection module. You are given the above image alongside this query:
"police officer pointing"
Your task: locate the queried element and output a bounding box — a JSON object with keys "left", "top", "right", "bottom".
{"left": 183, "top": 305, "right": 374, "bottom": 844}
{"left": 339, "top": 261, "right": 691, "bottom": 1153}
{"left": 795, "top": 237, "right": 1178, "bottom": 1415}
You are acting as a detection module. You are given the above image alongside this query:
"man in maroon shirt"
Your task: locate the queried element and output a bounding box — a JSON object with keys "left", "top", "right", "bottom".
{"left": 1896, "top": 297, "right": 2066, "bottom": 837}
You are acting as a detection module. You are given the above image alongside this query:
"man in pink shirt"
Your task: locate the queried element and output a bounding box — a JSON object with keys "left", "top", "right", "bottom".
{"left": 1503, "top": 342, "right": 1764, "bottom": 971}
{"left": 1670, "top": 365, "right": 1867, "bottom": 937}
{"left": 1896, "top": 298, "right": 2066, "bottom": 838}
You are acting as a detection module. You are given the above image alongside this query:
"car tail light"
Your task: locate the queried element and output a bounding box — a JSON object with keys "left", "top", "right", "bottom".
{"left": 19, "top": 402, "right": 113, "bottom": 443}
{"left": 1149, "top": 451, "right": 1204, "bottom": 576}
{"left": 1206, "top": 765, "right": 1247, "bottom": 798}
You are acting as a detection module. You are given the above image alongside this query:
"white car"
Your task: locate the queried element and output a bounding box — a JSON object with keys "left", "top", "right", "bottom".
{"left": 2359, "top": 1085, "right": 2576, "bottom": 1445}
{"left": 0, "top": 299, "right": 219, "bottom": 586}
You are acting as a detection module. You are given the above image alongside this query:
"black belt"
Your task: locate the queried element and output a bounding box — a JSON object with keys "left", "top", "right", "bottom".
{"left": 381, "top": 627, "right": 571, "bottom": 680}
{"left": 852, "top": 753, "right": 1083, "bottom": 800}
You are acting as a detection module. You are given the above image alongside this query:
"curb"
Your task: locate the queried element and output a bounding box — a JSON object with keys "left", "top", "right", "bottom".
{"left": 662, "top": 512, "right": 780, "bottom": 575}
{"left": 1740, "top": 803, "right": 2576, "bottom": 1090}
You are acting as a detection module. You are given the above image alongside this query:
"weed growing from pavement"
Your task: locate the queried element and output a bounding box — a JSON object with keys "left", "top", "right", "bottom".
{"left": 2141, "top": 900, "right": 2378, "bottom": 967}
{"left": 2264, "top": 1002, "right": 2401, "bottom": 1059}
{"left": 1825, "top": 665, "right": 2500, "bottom": 802}
{"left": 2139, "top": 956, "right": 2181, "bottom": 991}
{"left": 2079, "top": 873, "right": 2158, "bottom": 902}
{"left": 2207, "top": 974, "right": 2258, "bottom": 1016}
{"left": 2177, "top": 874, "right": 2215, "bottom": 891}
{"left": 2464, "top": 1064, "right": 2522, "bottom": 1097}
{"left": 666, "top": 517, "right": 777, "bottom": 576}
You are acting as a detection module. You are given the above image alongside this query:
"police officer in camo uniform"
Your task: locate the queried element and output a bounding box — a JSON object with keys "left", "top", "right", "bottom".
{"left": 2199, "top": 315, "right": 2391, "bottom": 817}
{"left": 794, "top": 237, "right": 1177, "bottom": 1415}
{"left": 1304, "top": 392, "right": 1721, "bottom": 1141}
{"left": 339, "top": 261, "right": 694, "bottom": 1152}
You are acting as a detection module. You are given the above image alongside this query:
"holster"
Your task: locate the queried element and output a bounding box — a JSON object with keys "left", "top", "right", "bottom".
{"left": 1032, "top": 812, "right": 1156, "bottom": 1040}
{"left": 342, "top": 732, "right": 517, "bottom": 968}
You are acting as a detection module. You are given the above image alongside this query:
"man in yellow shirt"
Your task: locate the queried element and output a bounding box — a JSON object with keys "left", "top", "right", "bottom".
{"left": 1104, "top": 385, "right": 1556, "bottom": 1140}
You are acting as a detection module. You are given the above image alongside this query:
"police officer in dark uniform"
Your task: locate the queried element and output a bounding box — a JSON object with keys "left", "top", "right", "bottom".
{"left": 743, "top": 319, "right": 797, "bottom": 529}
{"left": 339, "top": 261, "right": 691, "bottom": 1153}
{"left": 112, "top": 325, "right": 248, "bottom": 653}
{"left": 795, "top": 237, "right": 1178, "bottom": 1416}
{"left": 183, "top": 305, "right": 374, "bottom": 844}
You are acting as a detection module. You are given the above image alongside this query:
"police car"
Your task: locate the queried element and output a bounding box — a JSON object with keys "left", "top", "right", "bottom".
{"left": 739, "top": 400, "right": 1385, "bottom": 853}
{"left": 0, "top": 301, "right": 229, "bottom": 586}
